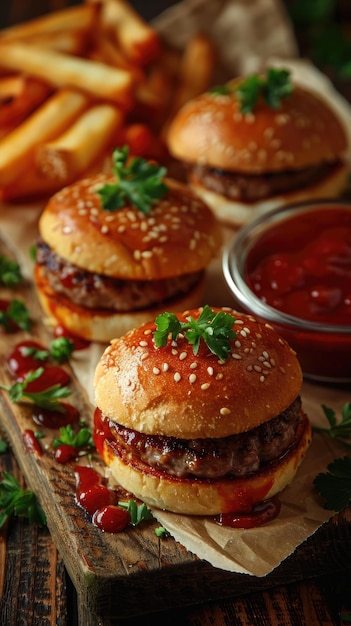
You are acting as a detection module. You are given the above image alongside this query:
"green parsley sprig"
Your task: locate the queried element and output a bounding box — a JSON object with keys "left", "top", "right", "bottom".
{"left": 118, "top": 499, "right": 153, "bottom": 526}
{"left": 154, "top": 305, "right": 236, "bottom": 361}
{"left": 313, "top": 403, "right": 351, "bottom": 449}
{"left": 52, "top": 424, "right": 94, "bottom": 450}
{"left": 0, "top": 367, "right": 71, "bottom": 412}
{"left": 0, "top": 471, "right": 46, "bottom": 529}
{"left": 98, "top": 146, "right": 168, "bottom": 214}
{"left": 22, "top": 337, "right": 74, "bottom": 364}
{"left": 0, "top": 255, "right": 22, "bottom": 287}
{"left": 210, "top": 68, "right": 293, "bottom": 113}
{"left": 313, "top": 456, "right": 351, "bottom": 511}
{"left": 0, "top": 299, "right": 31, "bottom": 331}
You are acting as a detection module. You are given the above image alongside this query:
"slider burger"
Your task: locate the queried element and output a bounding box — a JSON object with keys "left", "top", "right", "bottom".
{"left": 93, "top": 305, "right": 312, "bottom": 518}
{"left": 166, "top": 67, "right": 349, "bottom": 227}
{"left": 34, "top": 147, "right": 221, "bottom": 342}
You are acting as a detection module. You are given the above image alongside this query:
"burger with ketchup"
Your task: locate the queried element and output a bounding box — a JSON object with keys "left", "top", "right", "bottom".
{"left": 93, "top": 305, "right": 312, "bottom": 518}
{"left": 166, "top": 67, "right": 349, "bottom": 227}
{"left": 34, "top": 147, "right": 221, "bottom": 342}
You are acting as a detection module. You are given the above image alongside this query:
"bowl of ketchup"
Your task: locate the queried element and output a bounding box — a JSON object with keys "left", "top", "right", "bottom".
{"left": 222, "top": 200, "right": 351, "bottom": 383}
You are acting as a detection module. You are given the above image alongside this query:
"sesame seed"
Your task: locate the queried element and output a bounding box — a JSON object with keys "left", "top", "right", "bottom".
{"left": 232, "top": 353, "right": 242, "bottom": 360}
{"left": 247, "top": 365, "right": 253, "bottom": 371}
{"left": 216, "top": 373, "right": 223, "bottom": 380}
{"left": 141, "top": 352, "right": 149, "bottom": 361}
{"left": 234, "top": 340, "right": 241, "bottom": 348}
{"left": 139, "top": 341, "right": 148, "bottom": 347}
{"left": 263, "top": 361, "right": 271, "bottom": 368}
{"left": 141, "top": 250, "right": 153, "bottom": 259}
{"left": 162, "top": 363, "right": 169, "bottom": 372}
{"left": 143, "top": 329, "right": 152, "bottom": 335}
{"left": 174, "top": 372, "right": 181, "bottom": 382}
{"left": 101, "top": 225, "right": 109, "bottom": 234}
{"left": 201, "top": 383, "right": 210, "bottom": 390}
{"left": 117, "top": 225, "right": 126, "bottom": 233}
{"left": 134, "top": 250, "right": 141, "bottom": 261}
{"left": 220, "top": 407, "right": 231, "bottom": 416}
{"left": 179, "top": 351, "right": 187, "bottom": 360}
{"left": 171, "top": 349, "right": 178, "bottom": 356}
{"left": 190, "top": 362, "right": 198, "bottom": 369}
{"left": 254, "top": 365, "right": 262, "bottom": 372}
{"left": 207, "top": 367, "right": 214, "bottom": 376}
{"left": 262, "top": 351, "right": 269, "bottom": 359}
{"left": 260, "top": 375, "right": 265, "bottom": 382}
{"left": 189, "top": 374, "right": 197, "bottom": 384}
{"left": 153, "top": 367, "right": 160, "bottom": 375}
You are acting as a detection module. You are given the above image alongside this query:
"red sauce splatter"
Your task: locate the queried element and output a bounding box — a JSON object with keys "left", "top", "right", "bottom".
{"left": 92, "top": 505, "right": 131, "bottom": 533}
{"left": 16, "top": 365, "right": 71, "bottom": 392}
{"left": 74, "top": 466, "right": 123, "bottom": 528}
{"left": 7, "top": 340, "right": 47, "bottom": 376}
{"left": 32, "top": 402, "right": 79, "bottom": 429}
{"left": 53, "top": 324, "right": 90, "bottom": 351}
{"left": 215, "top": 495, "right": 281, "bottom": 529}
{"left": 23, "top": 429, "right": 43, "bottom": 456}
{"left": 247, "top": 207, "right": 351, "bottom": 325}
{"left": 54, "top": 444, "right": 78, "bottom": 464}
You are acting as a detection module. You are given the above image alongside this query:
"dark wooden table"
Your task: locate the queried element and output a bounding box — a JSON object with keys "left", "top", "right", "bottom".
{"left": 0, "top": 1, "right": 351, "bottom": 624}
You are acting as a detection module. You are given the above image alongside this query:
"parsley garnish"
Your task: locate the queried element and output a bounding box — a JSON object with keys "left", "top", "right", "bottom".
{"left": 97, "top": 146, "right": 168, "bottom": 214}
{"left": 0, "top": 367, "right": 71, "bottom": 412}
{"left": 313, "top": 456, "right": 351, "bottom": 511}
{"left": 155, "top": 526, "right": 171, "bottom": 538}
{"left": 0, "top": 471, "right": 46, "bottom": 528}
{"left": 0, "top": 255, "right": 22, "bottom": 287}
{"left": 154, "top": 305, "right": 236, "bottom": 361}
{"left": 118, "top": 499, "right": 153, "bottom": 526}
{"left": 313, "top": 403, "right": 351, "bottom": 449}
{"left": 52, "top": 424, "right": 94, "bottom": 449}
{"left": 23, "top": 337, "right": 74, "bottom": 364}
{"left": 0, "top": 299, "right": 31, "bottom": 331}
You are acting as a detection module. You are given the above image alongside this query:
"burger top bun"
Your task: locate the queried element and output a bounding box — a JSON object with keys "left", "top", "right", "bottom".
{"left": 94, "top": 307, "right": 302, "bottom": 439}
{"left": 167, "top": 80, "right": 348, "bottom": 174}
{"left": 38, "top": 173, "right": 221, "bottom": 281}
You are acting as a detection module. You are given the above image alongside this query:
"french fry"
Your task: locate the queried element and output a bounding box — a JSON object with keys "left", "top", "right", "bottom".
{"left": 0, "top": 4, "right": 100, "bottom": 41}
{"left": 0, "top": 75, "right": 52, "bottom": 128}
{"left": 0, "top": 88, "right": 89, "bottom": 186}
{"left": 0, "top": 41, "right": 134, "bottom": 108}
{"left": 36, "top": 104, "right": 124, "bottom": 181}
{"left": 161, "top": 33, "right": 217, "bottom": 139}
{"left": 88, "top": 35, "right": 145, "bottom": 84}
{"left": 16, "top": 29, "right": 92, "bottom": 56}
{"left": 89, "top": 0, "right": 162, "bottom": 66}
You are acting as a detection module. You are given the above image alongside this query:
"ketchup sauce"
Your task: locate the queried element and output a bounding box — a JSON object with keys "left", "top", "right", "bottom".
{"left": 23, "top": 429, "right": 43, "bottom": 456}
{"left": 32, "top": 403, "right": 79, "bottom": 429}
{"left": 247, "top": 207, "right": 351, "bottom": 325}
{"left": 16, "top": 365, "right": 71, "bottom": 391}
{"left": 215, "top": 496, "right": 281, "bottom": 529}
{"left": 7, "top": 340, "right": 47, "bottom": 376}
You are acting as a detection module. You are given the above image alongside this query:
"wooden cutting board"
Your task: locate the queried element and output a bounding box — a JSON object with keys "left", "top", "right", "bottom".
{"left": 1, "top": 235, "right": 351, "bottom": 626}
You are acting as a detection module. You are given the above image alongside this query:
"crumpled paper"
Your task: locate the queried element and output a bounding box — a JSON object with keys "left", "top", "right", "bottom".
{"left": 1, "top": 0, "right": 351, "bottom": 577}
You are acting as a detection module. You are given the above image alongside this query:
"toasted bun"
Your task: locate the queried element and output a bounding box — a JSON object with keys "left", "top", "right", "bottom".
{"left": 38, "top": 173, "right": 221, "bottom": 280}
{"left": 34, "top": 264, "right": 206, "bottom": 342}
{"left": 94, "top": 307, "right": 302, "bottom": 439}
{"left": 190, "top": 161, "right": 350, "bottom": 228}
{"left": 99, "top": 413, "right": 312, "bottom": 515}
{"left": 167, "top": 83, "right": 348, "bottom": 174}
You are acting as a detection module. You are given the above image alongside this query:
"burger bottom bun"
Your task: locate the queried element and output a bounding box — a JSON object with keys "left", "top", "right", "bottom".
{"left": 34, "top": 265, "right": 206, "bottom": 343}
{"left": 101, "top": 413, "right": 312, "bottom": 515}
{"left": 190, "top": 162, "right": 349, "bottom": 228}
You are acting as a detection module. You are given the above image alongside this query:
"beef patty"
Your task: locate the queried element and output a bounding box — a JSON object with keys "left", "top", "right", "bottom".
{"left": 106, "top": 396, "right": 303, "bottom": 479}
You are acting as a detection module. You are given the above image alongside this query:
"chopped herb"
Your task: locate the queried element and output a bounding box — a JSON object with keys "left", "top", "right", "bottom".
{"left": 0, "top": 255, "right": 22, "bottom": 287}
{"left": 97, "top": 146, "right": 168, "bottom": 214}
{"left": 52, "top": 424, "right": 94, "bottom": 449}
{"left": 118, "top": 499, "right": 153, "bottom": 526}
{"left": 0, "top": 299, "right": 31, "bottom": 331}
{"left": 0, "top": 367, "right": 71, "bottom": 412}
{"left": 313, "top": 403, "right": 351, "bottom": 449}
{"left": 154, "top": 305, "right": 236, "bottom": 361}
{"left": 0, "top": 438, "right": 8, "bottom": 453}
{"left": 237, "top": 68, "right": 292, "bottom": 113}
{"left": 155, "top": 526, "right": 171, "bottom": 538}
{"left": 0, "top": 471, "right": 46, "bottom": 528}
{"left": 23, "top": 337, "right": 74, "bottom": 364}
{"left": 313, "top": 456, "right": 351, "bottom": 511}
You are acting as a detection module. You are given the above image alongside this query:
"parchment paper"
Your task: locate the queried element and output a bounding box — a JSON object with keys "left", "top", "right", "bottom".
{"left": 1, "top": 0, "right": 351, "bottom": 577}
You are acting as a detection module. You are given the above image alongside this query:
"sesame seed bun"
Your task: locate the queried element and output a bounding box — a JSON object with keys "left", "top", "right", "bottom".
{"left": 93, "top": 307, "right": 311, "bottom": 515}
{"left": 34, "top": 173, "right": 221, "bottom": 342}
{"left": 166, "top": 79, "right": 349, "bottom": 227}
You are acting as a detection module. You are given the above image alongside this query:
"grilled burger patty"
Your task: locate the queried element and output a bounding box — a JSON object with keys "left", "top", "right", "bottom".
{"left": 189, "top": 162, "right": 335, "bottom": 201}
{"left": 106, "top": 397, "right": 303, "bottom": 479}
{"left": 36, "top": 239, "right": 204, "bottom": 312}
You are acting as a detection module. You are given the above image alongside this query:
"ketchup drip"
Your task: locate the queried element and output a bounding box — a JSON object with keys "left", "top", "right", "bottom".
{"left": 215, "top": 495, "right": 281, "bottom": 528}
{"left": 7, "top": 340, "right": 46, "bottom": 376}
{"left": 32, "top": 403, "right": 79, "bottom": 429}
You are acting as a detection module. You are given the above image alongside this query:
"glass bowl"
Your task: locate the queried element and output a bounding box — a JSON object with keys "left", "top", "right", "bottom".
{"left": 222, "top": 200, "right": 351, "bottom": 384}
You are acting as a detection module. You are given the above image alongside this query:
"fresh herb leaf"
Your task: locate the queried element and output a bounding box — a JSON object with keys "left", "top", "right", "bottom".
{"left": 154, "top": 305, "right": 236, "bottom": 361}
{"left": 0, "top": 255, "right": 22, "bottom": 287}
{"left": 118, "top": 499, "right": 153, "bottom": 526}
{"left": 313, "top": 403, "right": 351, "bottom": 449}
{"left": 52, "top": 424, "right": 94, "bottom": 449}
{"left": 229, "top": 68, "right": 292, "bottom": 113}
{"left": 0, "top": 438, "right": 8, "bottom": 453}
{"left": 313, "top": 456, "right": 351, "bottom": 511}
{"left": 155, "top": 526, "right": 171, "bottom": 538}
{"left": 0, "top": 367, "right": 71, "bottom": 412}
{"left": 0, "top": 471, "right": 46, "bottom": 528}
{"left": 97, "top": 146, "right": 168, "bottom": 214}
{"left": 0, "top": 299, "right": 31, "bottom": 331}
{"left": 23, "top": 337, "right": 74, "bottom": 364}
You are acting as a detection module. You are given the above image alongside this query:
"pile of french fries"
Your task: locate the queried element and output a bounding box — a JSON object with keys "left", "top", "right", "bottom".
{"left": 0, "top": 0, "right": 217, "bottom": 202}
